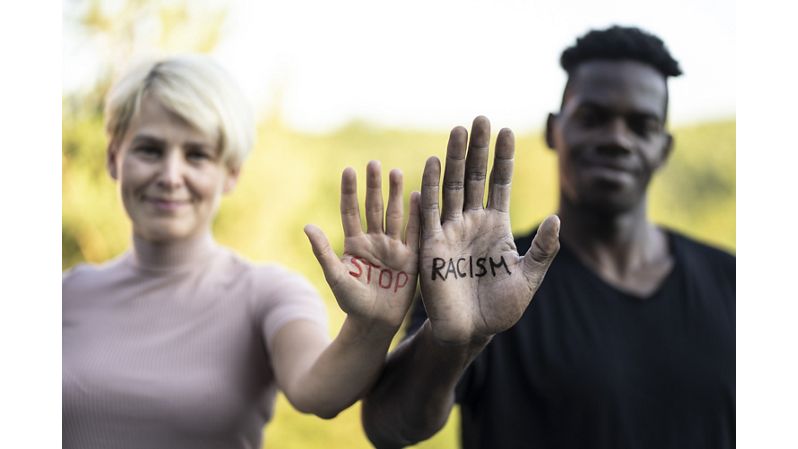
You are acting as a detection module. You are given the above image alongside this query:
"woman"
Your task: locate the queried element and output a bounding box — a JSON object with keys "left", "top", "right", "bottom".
{"left": 62, "top": 55, "right": 421, "bottom": 448}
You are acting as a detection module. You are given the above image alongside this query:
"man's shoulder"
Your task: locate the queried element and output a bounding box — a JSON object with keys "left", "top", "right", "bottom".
{"left": 667, "top": 228, "right": 735, "bottom": 266}
{"left": 666, "top": 229, "right": 736, "bottom": 293}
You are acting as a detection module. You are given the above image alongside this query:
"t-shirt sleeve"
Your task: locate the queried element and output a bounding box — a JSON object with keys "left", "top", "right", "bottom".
{"left": 251, "top": 265, "right": 329, "bottom": 353}
{"left": 62, "top": 263, "right": 96, "bottom": 303}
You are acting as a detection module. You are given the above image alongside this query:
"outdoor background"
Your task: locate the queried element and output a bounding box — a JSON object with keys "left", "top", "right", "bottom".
{"left": 62, "top": 1, "right": 735, "bottom": 448}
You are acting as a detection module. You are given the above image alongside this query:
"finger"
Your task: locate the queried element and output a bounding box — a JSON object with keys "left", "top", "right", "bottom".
{"left": 385, "top": 169, "right": 404, "bottom": 239}
{"left": 304, "top": 224, "right": 345, "bottom": 288}
{"left": 365, "top": 160, "right": 384, "bottom": 234}
{"left": 405, "top": 191, "right": 421, "bottom": 250}
{"left": 522, "top": 215, "right": 561, "bottom": 285}
{"left": 421, "top": 156, "right": 442, "bottom": 234}
{"left": 464, "top": 116, "right": 491, "bottom": 210}
{"left": 440, "top": 126, "right": 468, "bottom": 221}
{"left": 487, "top": 128, "right": 515, "bottom": 212}
{"left": 340, "top": 167, "right": 363, "bottom": 237}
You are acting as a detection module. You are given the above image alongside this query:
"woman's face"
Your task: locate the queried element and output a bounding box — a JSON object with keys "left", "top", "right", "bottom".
{"left": 109, "top": 94, "right": 238, "bottom": 243}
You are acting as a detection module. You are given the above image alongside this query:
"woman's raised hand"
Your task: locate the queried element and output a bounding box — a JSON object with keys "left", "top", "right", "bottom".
{"left": 305, "top": 162, "right": 420, "bottom": 333}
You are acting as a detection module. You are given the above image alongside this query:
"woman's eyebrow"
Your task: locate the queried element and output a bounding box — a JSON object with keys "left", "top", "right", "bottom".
{"left": 130, "top": 134, "right": 166, "bottom": 146}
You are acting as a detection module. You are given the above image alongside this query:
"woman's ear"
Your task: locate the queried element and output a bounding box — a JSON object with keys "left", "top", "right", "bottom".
{"left": 224, "top": 166, "right": 241, "bottom": 194}
{"left": 107, "top": 142, "right": 119, "bottom": 180}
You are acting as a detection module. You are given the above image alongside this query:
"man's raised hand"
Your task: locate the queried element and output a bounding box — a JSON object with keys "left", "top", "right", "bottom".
{"left": 418, "top": 116, "right": 560, "bottom": 345}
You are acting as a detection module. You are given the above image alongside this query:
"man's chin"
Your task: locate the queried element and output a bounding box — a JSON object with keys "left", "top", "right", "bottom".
{"left": 580, "top": 192, "right": 641, "bottom": 216}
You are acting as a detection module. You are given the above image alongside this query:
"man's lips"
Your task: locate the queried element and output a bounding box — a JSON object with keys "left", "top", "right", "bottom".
{"left": 578, "top": 160, "right": 638, "bottom": 185}
{"left": 579, "top": 158, "right": 639, "bottom": 172}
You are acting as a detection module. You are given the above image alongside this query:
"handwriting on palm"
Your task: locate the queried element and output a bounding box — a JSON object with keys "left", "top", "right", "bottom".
{"left": 305, "top": 162, "right": 420, "bottom": 330}
{"left": 419, "top": 117, "right": 560, "bottom": 344}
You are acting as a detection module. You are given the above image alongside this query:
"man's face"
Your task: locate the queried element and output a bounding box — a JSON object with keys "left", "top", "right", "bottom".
{"left": 547, "top": 60, "right": 672, "bottom": 215}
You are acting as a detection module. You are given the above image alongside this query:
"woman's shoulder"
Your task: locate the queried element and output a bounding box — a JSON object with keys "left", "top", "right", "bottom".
{"left": 215, "top": 249, "right": 318, "bottom": 299}
{"left": 63, "top": 253, "right": 129, "bottom": 285}
{"left": 62, "top": 253, "right": 132, "bottom": 303}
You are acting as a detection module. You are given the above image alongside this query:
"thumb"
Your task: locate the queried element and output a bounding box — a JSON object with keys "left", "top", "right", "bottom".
{"left": 522, "top": 214, "right": 560, "bottom": 285}
{"left": 304, "top": 224, "right": 344, "bottom": 288}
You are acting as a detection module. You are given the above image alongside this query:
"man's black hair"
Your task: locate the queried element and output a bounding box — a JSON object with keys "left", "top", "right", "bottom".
{"left": 561, "top": 25, "right": 682, "bottom": 78}
{"left": 559, "top": 25, "right": 683, "bottom": 113}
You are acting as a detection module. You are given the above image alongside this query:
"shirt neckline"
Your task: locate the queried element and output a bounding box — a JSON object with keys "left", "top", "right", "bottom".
{"left": 556, "top": 228, "right": 681, "bottom": 302}
{"left": 124, "top": 232, "right": 219, "bottom": 275}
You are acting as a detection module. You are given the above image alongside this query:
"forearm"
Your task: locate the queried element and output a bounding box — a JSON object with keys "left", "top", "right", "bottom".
{"left": 288, "top": 316, "right": 397, "bottom": 419}
{"left": 362, "top": 319, "right": 491, "bottom": 448}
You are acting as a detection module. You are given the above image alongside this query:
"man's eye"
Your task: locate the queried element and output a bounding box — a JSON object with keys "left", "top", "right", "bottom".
{"left": 576, "top": 109, "right": 602, "bottom": 127}
{"left": 630, "top": 117, "right": 661, "bottom": 137}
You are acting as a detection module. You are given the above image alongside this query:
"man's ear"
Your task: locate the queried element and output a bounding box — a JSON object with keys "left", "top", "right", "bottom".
{"left": 545, "top": 113, "right": 558, "bottom": 150}
{"left": 107, "top": 141, "right": 119, "bottom": 180}
{"left": 223, "top": 166, "right": 241, "bottom": 194}
{"left": 658, "top": 133, "right": 674, "bottom": 168}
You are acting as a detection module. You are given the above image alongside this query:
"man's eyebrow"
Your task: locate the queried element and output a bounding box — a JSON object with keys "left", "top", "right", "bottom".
{"left": 631, "top": 111, "right": 663, "bottom": 122}
{"left": 577, "top": 101, "right": 662, "bottom": 120}
{"left": 574, "top": 101, "right": 609, "bottom": 113}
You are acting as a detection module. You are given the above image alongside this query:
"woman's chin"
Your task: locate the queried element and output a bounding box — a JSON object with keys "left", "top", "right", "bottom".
{"left": 134, "top": 221, "right": 201, "bottom": 243}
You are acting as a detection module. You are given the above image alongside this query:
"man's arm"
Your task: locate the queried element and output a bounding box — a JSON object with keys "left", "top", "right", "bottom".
{"left": 362, "top": 117, "right": 560, "bottom": 447}
{"left": 362, "top": 319, "right": 490, "bottom": 446}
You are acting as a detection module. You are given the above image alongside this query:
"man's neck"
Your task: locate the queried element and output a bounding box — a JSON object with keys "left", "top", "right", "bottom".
{"left": 557, "top": 196, "right": 672, "bottom": 296}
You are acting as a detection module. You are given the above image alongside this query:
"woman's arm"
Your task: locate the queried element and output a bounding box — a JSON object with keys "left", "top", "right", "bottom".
{"left": 271, "top": 161, "right": 421, "bottom": 418}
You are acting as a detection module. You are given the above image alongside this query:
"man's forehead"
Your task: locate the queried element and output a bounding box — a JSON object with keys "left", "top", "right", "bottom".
{"left": 566, "top": 60, "right": 668, "bottom": 117}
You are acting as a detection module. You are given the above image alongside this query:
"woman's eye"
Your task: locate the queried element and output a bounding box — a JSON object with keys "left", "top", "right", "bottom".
{"left": 135, "top": 146, "right": 161, "bottom": 157}
{"left": 187, "top": 151, "right": 210, "bottom": 161}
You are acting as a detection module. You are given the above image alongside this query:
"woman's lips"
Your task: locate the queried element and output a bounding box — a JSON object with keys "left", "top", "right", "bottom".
{"left": 146, "top": 197, "right": 190, "bottom": 212}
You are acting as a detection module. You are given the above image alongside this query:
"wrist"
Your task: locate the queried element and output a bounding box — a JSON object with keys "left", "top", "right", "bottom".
{"left": 340, "top": 314, "right": 400, "bottom": 345}
{"left": 425, "top": 320, "right": 493, "bottom": 351}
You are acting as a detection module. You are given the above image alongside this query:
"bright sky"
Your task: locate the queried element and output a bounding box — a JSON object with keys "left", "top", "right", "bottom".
{"left": 64, "top": 0, "right": 735, "bottom": 133}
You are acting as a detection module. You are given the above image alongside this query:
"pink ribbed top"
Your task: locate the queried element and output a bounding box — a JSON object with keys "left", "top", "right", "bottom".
{"left": 62, "top": 234, "right": 327, "bottom": 449}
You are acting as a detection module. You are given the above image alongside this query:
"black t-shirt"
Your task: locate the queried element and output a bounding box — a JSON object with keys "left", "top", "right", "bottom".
{"left": 407, "top": 228, "right": 735, "bottom": 449}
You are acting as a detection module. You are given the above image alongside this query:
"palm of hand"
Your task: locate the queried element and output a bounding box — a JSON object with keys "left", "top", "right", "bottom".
{"left": 421, "top": 212, "right": 535, "bottom": 343}
{"left": 306, "top": 162, "right": 421, "bottom": 331}
{"left": 418, "top": 117, "right": 560, "bottom": 344}
{"left": 337, "top": 232, "right": 418, "bottom": 328}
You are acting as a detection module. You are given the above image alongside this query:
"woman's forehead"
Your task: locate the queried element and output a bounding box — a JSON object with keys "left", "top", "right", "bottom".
{"left": 126, "top": 94, "right": 219, "bottom": 147}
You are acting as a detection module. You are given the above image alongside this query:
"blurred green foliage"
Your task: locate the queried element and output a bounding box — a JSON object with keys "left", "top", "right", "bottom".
{"left": 63, "top": 109, "right": 735, "bottom": 449}
{"left": 63, "top": 2, "right": 735, "bottom": 448}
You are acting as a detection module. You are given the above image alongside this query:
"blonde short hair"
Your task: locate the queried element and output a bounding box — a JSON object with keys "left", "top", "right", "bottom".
{"left": 104, "top": 55, "right": 254, "bottom": 170}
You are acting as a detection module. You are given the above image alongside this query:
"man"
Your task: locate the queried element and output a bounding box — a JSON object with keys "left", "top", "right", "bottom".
{"left": 362, "top": 25, "right": 735, "bottom": 449}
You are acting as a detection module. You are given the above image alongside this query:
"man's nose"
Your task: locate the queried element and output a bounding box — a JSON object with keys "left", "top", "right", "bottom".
{"left": 156, "top": 149, "right": 185, "bottom": 189}
{"left": 597, "top": 117, "right": 633, "bottom": 157}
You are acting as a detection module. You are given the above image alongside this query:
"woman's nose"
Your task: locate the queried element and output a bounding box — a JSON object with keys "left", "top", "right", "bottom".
{"left": 156, "top": 149, "right": 185, "bottom": 189}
